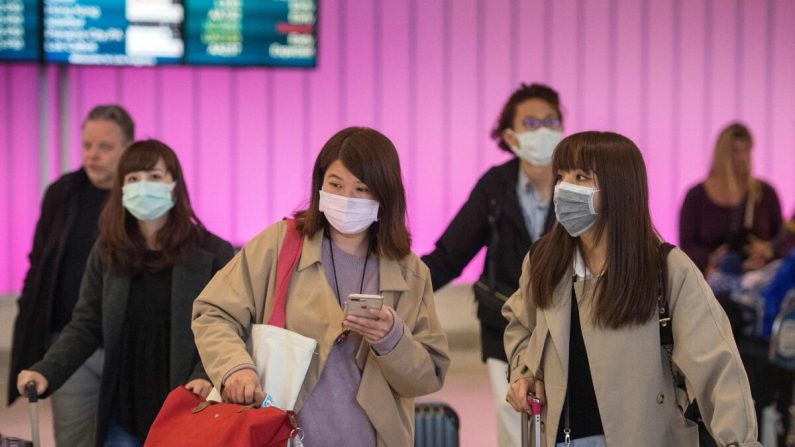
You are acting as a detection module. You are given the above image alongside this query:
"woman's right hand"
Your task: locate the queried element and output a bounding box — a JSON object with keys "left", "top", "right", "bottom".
{"left": 506, "top": 376, "right": 545, "bottom": 413}
{"left": 222, "top": 369, "right": 265, "bottom": 405}
{"left": 17, "top": 370, "right": 48, "bottom": 397}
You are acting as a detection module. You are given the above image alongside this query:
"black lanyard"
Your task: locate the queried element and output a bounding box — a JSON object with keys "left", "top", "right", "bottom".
{"left": 328, "top": 230, "right": 371, "bottom": 344}
{"left": 327, "top": 231, "right": 370, "bottom": 303}
{"left": 562, "top": 280, "right": 575, "bottom": 447}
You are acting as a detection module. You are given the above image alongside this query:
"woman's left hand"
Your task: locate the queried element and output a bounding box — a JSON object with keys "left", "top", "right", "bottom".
{"left": 344, "top": 306, "right": 395, "bottom": 344}
{"left": 185, "top": 378, "right": 213, "bottom": 398}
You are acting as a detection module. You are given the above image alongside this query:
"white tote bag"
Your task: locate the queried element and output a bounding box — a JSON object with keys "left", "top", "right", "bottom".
{"left": 249, "top": 323, "right": 316, "bottom": 411}
{"left": 209, "top": 219, "right": 316, "bottom": 414}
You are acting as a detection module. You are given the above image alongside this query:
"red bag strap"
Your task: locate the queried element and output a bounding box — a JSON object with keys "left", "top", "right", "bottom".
{"left": 267, "top": 219, "right": 304, "bottom": 328}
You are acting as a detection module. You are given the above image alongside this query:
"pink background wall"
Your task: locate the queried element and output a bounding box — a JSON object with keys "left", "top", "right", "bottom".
{"left": 2, "top": 0, "right": 795, "bottom": 294}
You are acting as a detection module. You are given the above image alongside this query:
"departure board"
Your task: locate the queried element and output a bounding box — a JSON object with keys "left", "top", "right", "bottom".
{"left": 0, "top": 0, "right": 41, "bottom": 61}
{"left": 43, "top": 0, "right": 184, "bottom": 65}
{"left": 184, "top": 0, "right": 316, "bottom": 67}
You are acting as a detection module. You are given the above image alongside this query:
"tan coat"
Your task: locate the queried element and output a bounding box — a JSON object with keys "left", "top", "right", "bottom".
{"left": 192, "top": 220, "right": 450, "bottom": 447}
{"left": 503, "top": 248, "right": 761, "bottom": 447}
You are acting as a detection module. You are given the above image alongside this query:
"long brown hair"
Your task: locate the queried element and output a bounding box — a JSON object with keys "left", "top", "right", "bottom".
{"left": 99, "top": 139, "right": 205, "bottom": 274}
{"left": 528, "top": 131, "right": 660, "bottom": 328}
{"left": 294, "top": 127, "right": 411, "bottom": 260}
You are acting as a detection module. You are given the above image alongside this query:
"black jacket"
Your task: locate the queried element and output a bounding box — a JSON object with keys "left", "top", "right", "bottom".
{"left": 8, "top": 169, "right": 92, "bottom": 404}
{"left": 421, "top": 158, "right": 554, "bottom": 361}
{"left": 30, "top": 232, "right": 234, "bottom": 446}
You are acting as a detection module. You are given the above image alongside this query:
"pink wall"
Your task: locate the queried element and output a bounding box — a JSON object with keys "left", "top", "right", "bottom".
{"left": 2, "top": 0, "right": 795, "bottom": 294}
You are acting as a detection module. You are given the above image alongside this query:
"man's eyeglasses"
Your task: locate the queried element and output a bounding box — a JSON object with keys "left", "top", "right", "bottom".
{"left": 521, "top": 118, "right": 562, "bottom": 130}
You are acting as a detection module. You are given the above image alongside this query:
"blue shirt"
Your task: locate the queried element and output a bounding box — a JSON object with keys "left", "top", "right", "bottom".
{"left": 516, "top": 169, "right": 550, "bottom": 241}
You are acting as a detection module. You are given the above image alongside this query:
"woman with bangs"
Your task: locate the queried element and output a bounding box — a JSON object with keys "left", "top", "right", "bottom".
{"left": 18, "top": 140, "right": 234, "bottom": 447}
{"left": 503, "top": 131, "right": 759, "bottom": 446}
{"left": 192, "top": 126, "right": 449, "bottom": 447}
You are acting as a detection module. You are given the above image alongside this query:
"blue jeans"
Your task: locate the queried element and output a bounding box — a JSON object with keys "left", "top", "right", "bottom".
{"left": 103, "top": 419, "right": 142, "bottom": 447}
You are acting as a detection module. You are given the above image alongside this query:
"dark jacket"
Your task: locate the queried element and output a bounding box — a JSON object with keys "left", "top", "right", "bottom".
{"left": 421, "top": 158, "right": 554, "bottom": 361}
{"left": 30, "top": 232, "right": 234, "bottom": 446}
{"left": 8, "top": 169, "right": 92, "bottom": 404}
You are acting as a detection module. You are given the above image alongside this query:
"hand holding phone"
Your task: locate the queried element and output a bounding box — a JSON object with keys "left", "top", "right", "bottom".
{"left": 344, "top": 294, "right": 384, "bottom": 320}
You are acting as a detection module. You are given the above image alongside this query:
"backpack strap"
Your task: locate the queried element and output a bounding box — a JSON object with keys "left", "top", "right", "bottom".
{"left": 267, "top": 219, "right": 304, "bottom": 328}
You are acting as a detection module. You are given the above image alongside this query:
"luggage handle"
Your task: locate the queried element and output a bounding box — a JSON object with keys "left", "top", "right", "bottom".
{"left": 521, "top": 394, "right": 542, "bottom": 447}
{"left": 25, "top": 382, "right": 39, "bottom": 447}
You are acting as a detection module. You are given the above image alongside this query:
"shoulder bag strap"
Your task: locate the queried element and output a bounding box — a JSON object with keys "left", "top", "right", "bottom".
{"left": 267, "top": 218, "right": 304, "bottom": 328}
{"left": 485, "top": 198, "right": 501, "bottom": 290}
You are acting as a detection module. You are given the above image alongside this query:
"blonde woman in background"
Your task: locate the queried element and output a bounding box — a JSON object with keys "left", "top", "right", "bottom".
{"left": 679, "top": 122, "right": 782, "bottom": 275}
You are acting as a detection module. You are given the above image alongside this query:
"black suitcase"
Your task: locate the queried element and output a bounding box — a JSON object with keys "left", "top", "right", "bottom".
{"left": 414, "top": 402, "right": 459, "bottom": 447}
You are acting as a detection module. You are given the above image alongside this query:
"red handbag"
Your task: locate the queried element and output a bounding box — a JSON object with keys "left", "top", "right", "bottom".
{"left": 144, "top": 387, "right": 301, "bottom": 447}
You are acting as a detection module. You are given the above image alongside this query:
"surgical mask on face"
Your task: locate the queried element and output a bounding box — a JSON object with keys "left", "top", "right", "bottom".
{"left": 554, "top": 182, "right": 599, "bottom": 237}
{"left": 318, "top": 190, "right": 379, "bottom": 235}
{"left": 508, "top": 128, "right": 563, "bottom": 166}
{"left": 122, "top": 181, "right": 176, "bottom": 221}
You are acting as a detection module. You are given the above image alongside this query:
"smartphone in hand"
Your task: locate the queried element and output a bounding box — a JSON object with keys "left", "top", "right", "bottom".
{"left": 344, "top": 294, "right": 384, "bottom": 319}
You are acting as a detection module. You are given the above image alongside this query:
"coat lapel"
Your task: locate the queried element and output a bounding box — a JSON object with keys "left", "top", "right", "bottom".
{"left": 170, "top": 245, "right": 213, "bottom": 386}
{"left": 103, "top": 274, "right": 131, "bottom": 368}
{"left": 544, "top": 272, "right": 574, "bottom": 378}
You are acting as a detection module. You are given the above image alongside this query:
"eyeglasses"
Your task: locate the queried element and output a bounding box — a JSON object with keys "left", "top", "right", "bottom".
{"left": 521, "top": 118, "right": 562, "bottom": 130}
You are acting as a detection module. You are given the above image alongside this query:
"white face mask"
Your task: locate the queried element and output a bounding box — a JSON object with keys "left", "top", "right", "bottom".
{"left": 318, "top": 190, "right": 379, "bottom": 235}
{"left": 508, "top": 128, "right": 563, "bottom": 166}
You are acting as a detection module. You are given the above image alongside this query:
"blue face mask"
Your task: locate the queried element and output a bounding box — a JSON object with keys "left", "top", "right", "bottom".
{"left": 122, "top": 181, "right": 176, "bottom": 221}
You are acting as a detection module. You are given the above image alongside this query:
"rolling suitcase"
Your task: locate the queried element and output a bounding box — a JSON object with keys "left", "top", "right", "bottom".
{"left": 414, "top": 402, "right": 459, "bottom": 447}
{"left": 0, "top": 383, "right": 39, "bottom": 447}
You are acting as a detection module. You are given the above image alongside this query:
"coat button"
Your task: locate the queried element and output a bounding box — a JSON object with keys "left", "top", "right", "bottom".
{"left": 657, "top": 393, "right": 665, "bottom": 404}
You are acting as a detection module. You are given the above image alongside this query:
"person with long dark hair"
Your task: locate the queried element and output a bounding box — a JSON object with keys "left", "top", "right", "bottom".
{"left": 504, "top": 131, "right": 759, "bottom": 446}
{"left": 192, "top": 127, "right": 450, "bottom": 447}
{"left": 17, "top": 140, "right": 234, "bottom": 446}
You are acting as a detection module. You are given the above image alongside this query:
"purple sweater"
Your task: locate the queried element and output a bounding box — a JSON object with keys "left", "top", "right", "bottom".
{"left": 679, "top": 181, "right": 782, "bottom": 272}
{"left": 298, "top": 237, "right": 404, "bottom": 447}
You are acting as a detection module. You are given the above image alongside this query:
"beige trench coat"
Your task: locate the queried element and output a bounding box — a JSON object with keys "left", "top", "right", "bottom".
{"left": 192, "top": 220, "right": 450, "bottom": 446}
{"left": 503, "top": 248, "right": 761, "bottom": 447}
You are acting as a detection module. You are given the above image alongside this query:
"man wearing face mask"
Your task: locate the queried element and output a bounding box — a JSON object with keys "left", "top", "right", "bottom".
{"left": 8, "top": 105, "right": 134, "bottom": 447}
{"left": 422, "top": 83, "right": 563, "bottom": 447}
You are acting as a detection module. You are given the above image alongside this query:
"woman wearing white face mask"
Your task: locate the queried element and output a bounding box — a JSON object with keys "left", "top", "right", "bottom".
{"left": 192, "top": 127, "right": 450, "bottom": 447}
{"left": 422, "top": 82, "right": 563, "bottom": 446}
{"left": 17, "top": 140, "right": 234, "bottom": 447}
{"left": 503, "top": 131, "right": 760, "bottom": 446}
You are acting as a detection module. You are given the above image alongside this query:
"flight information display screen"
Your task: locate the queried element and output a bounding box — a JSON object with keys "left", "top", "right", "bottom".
{"left": 184, "top": 0, "right": 316, "bottom": 67}
{"left": 0, "top": 0, "right": 41, "bottom": 61}
{"left": 43, "top": 0, "right": 184, "bottom": 65}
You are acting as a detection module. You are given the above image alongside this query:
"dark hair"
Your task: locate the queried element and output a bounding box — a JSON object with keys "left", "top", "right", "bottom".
{"left": 490, "top": 83, "right": 563, "bottom": 152}
{"left": 84, "top": 104, "right": 135, "bottom": 142}
{"left": 294, "top": 127, "right": 412, "bottom": 260}
{"left": 99, "top": 139, "right": 205, "bottom": 274}
{"left": 528, "top": 131, "right": 660, "bottom": 329}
